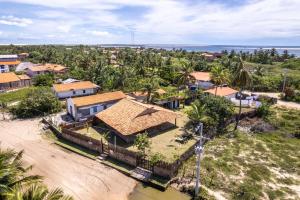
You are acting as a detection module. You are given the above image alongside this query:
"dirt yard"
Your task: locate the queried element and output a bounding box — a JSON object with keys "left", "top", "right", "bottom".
{"left": 0, "top": 117, "right": 136, "bottom": 200}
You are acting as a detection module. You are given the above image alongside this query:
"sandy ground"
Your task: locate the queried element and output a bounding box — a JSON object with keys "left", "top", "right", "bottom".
{"left": 0, "top": 117, "right": 136, "bottom": 200}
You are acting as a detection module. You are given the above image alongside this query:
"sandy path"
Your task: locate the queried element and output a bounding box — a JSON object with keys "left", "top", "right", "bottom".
{"left": 244, "top": 91, "right": 300, "bottom": 110}
{"left": 0, "top": 118, "right": 136, "bottom": 200}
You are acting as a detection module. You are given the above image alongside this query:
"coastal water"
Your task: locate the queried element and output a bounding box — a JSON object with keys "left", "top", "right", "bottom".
{"left": 128, "top": 183, "right": 191, "bottom": 200}
{"left": 145, "top": 45, "right": 300, "bottom": 57}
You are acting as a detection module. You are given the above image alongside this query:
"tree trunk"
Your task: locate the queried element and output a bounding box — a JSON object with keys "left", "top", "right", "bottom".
{"left": 214, "top": 86, "right": 218, "bottom": 96}
{"left": 234, "top": 88, "right": 242, "bottom": 130}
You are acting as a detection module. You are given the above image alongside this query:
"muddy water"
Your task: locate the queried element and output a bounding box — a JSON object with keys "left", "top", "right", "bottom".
{"left": 128, "top": 183, "right": 191, "bottom": 200}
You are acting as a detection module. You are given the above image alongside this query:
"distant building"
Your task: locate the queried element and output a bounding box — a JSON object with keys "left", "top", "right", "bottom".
{"left": 189, "top": 71, "right": 214, "bottom": 90}
{"left": 52, "top": 81, "right": 100, "bottom": 99}
{"left": 0, "top": 55, "right": 21, "bottom": 73}
{"left": 17, "top": 74, "right": 32, "bottom": 87}
{"left": 18, "top": 53, "right": 29, "bottom": 60}
{"left": 67, "top": 91, "right": 126, "bottom": 121}
{"left": 95, "top": 98, "right": 179, "bottom": 143}
{"left": 200, "top": 52, "right": 215, "bottom": 61}
{"left": 204, "top": 86, "right": 238, "bottom": 99}
{"left": 15, "top": 62, "right": 37, "bottom": 72}
{"left": 27, "top": 63, "right": 67, "bottom": 77}
{"left": 0, "top": 72, "right": 31, "bottom": 91}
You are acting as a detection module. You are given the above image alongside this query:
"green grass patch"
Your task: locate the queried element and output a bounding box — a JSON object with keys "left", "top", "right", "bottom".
{"left": 0, "top": 87, "right": 32, "bottom": 103}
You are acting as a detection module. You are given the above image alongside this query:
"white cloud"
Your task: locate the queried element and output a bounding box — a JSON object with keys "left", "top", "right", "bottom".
{"left": 1, "top": 0, "right": 300, "bottom": 44}
{"left": 87, "top": 30, "right": 110, "bottom": 37}
{"left": 0, "top": 15, "right": 33, "bottom": 27}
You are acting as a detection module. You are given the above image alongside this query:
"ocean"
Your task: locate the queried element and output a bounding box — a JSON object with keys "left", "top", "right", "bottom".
{"left": 144, "top": 45, "right": 300, "bottom": 57}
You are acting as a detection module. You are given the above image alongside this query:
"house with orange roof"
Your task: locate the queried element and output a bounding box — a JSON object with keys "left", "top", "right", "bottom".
{"left": 204, "top": 86, "right": 238, "bottom": 99}
{"left": 67, "top": 91, "right": 126, "bottom": 121}
{"left": 189, "top": 71, "right": 214, "bottom": 90}
{"left": 52, "top": 81, "right": 100, "bottom": 99}
{"left": 27, "top": 63, "right": 67, "bottom": 77}
{"left": 95, "top": 98, "right": 179, "bottom": 143}
{"left": 0, "top": 72, "right": 31, "bottom": 91}
{"left": 0, "top": 55, "right": 21, "bottom": 73}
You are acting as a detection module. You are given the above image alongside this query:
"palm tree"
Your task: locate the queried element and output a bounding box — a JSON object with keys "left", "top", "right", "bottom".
{"left": 8, "top": 184, "right": 73, "bottom": 200}
{"left": 139, "top": 77, "right": 161, "bottom": 103}
{"left": 177, "top": 60, "right": 195, "bottom": 89}
{"left": 187, "top": 100, "right": 208, "bottom": 124}
{"left": 0, "top": 149, "right": 41, "bottom": 197}
{"left": 233, "top": 57, "right": 252, "bottom": 130}
{"left": 210, "top": 65, "right": 229, "bottom": 96}
{"left": 0, "top": 149, "right": 72, "bottom": 200}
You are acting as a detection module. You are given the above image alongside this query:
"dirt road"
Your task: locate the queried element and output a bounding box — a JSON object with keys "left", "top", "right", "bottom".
{"left": 244, "top": 91, "right": 300, "bottom": 110}
{"left": 0, "top": 118, "right": 136, "bottom": 200}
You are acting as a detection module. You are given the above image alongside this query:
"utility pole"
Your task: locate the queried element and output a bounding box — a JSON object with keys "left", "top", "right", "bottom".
{"left": 194, "top": 123, "right": 204, "bottom": 197}
{"left": 282, "top": 68, "right": 288, "bottom": 93}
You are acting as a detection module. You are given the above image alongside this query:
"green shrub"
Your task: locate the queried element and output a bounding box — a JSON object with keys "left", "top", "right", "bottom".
{"left": 33, "top": 74, "right": 54, "bottom": 87}
{"left": 10, "top": 87, "right": 61, "bottom": 118}
{"left": 256, "top": 101, "right": 271, "bottom": 118}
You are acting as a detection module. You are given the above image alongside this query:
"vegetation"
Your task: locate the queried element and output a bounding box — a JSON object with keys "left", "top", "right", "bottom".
{"left": 232, "top": 57, "right": 252, "bottom": 130}
{"left": 33, "top": 74, "right": 54, "bottom": 87}
{"left": 134, "top": 132, "right": 151, "bottom": 155}
{"left": 176, "top": 108, "right": 300, "bottom": 200}
{"left": 187, "top": 95, "right": 234, "bottom": 136}
{"left": 10, "top": 87, "right": 62, "bottom": 118}
{"left": 0, "top": 148, "right": 72, "bottom": 200}
{"left": 0, "top": 87, "right": 32, "bottom": 104}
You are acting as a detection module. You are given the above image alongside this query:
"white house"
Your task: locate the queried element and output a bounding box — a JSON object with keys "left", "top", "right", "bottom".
{"left": 67, "top": 91, "right": 126, "bottom": 121}
{"left": 52, "top": 81, "right": 99, "bottom": 99}
{"left": 190, "top": 71, "right": 214, "bottom": 90}
{"left": 0, "top": 55, "right": 20, "bottom": 73}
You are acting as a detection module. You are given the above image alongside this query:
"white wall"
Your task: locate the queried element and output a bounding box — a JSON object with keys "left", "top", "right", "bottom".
{"left": 55, "top": 88, "right": 96, "bottom": 99}
{"left": 196, "top": 81, "right": 214, "bottom": 89}
{"left": 67, "top": 101, "right": 116, "bottom": 121}
{"left": 0, "top": 65, "right": 9, "bottom": 73}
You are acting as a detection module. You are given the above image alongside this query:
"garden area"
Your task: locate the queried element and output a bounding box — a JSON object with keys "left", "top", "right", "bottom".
{"left": 0, "top": 87, "right": 32, "bottom": 104}
{"left": 74, "top": 114, "right": 197, "bottom": 163}
{"left": 173, "top": 107, "right": 300, "bottom": 200}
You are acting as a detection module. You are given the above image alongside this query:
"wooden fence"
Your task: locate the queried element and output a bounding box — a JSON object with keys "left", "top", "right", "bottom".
{"left": 44, "top": 118, "right": 194, "bottom": 178}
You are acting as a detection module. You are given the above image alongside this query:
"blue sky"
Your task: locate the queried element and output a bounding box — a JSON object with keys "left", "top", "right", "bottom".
{"left": 0, "top": 0, "right": 299, "bottom": 45}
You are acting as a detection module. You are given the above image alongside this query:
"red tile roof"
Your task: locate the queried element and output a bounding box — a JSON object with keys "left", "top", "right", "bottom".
{"left": 0, "top": 72, "right": 20, "bottom": 84}
{"left": 53, "top": 81, "right": 99, "bottom": 92}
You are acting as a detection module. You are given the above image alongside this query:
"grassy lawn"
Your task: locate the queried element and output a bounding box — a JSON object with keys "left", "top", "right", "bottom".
{"left": 176, "top": 108, "right": 300, "bottom": 199}
{"left": 76, "top": 115, "right": 197, "bottom": 163}
{"left": 76, "top": 126, "right": 107, "bottom": 141}
{"left": 0, "top": 87, "right": 32, "bottom": 104}
{"left": 127, "top": 115, "right": 197, "bottom": 163}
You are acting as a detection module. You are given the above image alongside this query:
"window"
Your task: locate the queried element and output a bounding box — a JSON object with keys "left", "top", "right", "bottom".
{"left": 93, "top": 106, "right": 97, "bottom": 113}
{"left": 73, "top": 90, "right": 76, "bottom": 95}
{"left": 103, "top": 105, "right": 107, "bottom": 110}
{"left": 83, "top": 90, "right": 86, "bottom": 94}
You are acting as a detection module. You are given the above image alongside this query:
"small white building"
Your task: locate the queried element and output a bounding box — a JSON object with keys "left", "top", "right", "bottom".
{"left": 190, "top": 71, "right": 214, "bottom": 90}
{"left": 52, "top": 81, "right": 99, "bottom": 99}
{"left": 0, "top": 55, "right": 20, "bottom": 73}
{"left": 67, "top": 91, "right": 126, "bottom": 121}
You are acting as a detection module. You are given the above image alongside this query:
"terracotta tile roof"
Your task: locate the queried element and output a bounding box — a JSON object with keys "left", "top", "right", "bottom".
{"left": 53, "top": 81, "right": 99, "bottom": 92}
{"left": 204, "top": 86, "right": 238, "bottom": 97}
{"left": 0, "top": 72, "right": 20, "bottom": 84}
{"left": 190, "top": 72, "right": 211, "bottom": 81}
{"left": 72, "top": 91, "right": 126, "bottom": 107}
{"left": 96, "top": 99, "right": 179, "bottom": 136}
{"left": 17, "top": 74, "right": 31, "bottom": 80}
{"left": 28, "top": 63, "right": 66, "bottom": 72}
{"left": 0, "top": 61, "right": 21, "bottom": 65}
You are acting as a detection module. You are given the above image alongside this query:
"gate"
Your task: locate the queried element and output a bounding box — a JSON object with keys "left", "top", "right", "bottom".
{"left": 136, "top": 156, "right": 153, "bottom": 171}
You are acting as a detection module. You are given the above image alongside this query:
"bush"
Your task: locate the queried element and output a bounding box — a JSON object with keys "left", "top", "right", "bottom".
{"left": 33, "top": 74, "right": 54, "bottom": 87}
{"left": 10, "top": 87, "right": 61, "bottom": 118}
{"left": 256, "top": 101, "right": 271, "bottom": 118}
